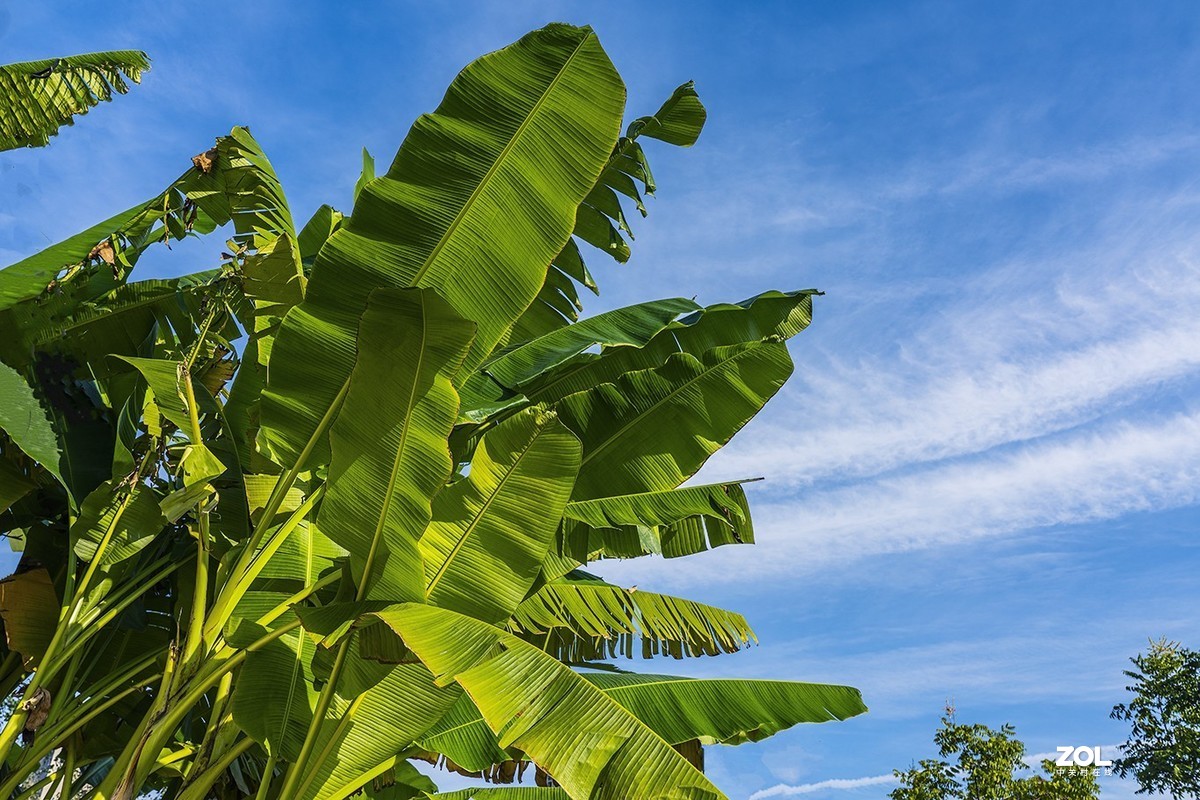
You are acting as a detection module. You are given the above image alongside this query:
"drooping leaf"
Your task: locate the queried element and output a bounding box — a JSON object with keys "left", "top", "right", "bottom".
{"left": 319, "top": 287, "right": 475, "bottom": 603}
{"left": 356, "top": 758, "right": 436, "bottom": 800}
{"left": 377, "top": 603, "right": 728, "bottom": 800}
{"left": 418, "top": 692, "right": 512, "bottom": 772}
{"left": 563, "top": 480, "right": 754, "bottom": 530}
{"left": 422, "top": 408, "right": 580, "bottom": 623}
{"left": 625, "top": 81, "right": 706, "bottom": 147}
{"left": 0, "top": 458, "right": 35, "bottom": 514}
{"left": 431, "top": 790, "right": 569, "bottom": 800}
{"left": 562, "top": 482, "right": 756, "bottom": 562}
{"left": 556, "top": 342, "right": 793, "bottom": 500}
{"left": 586, "top": 673, "right": 866, "bottom": 745}
{"left": 0, "top": 51, "right": 150, "bottom": 151}
{"left": 5, "top": 270, "right": 224, "bottom": 378}
{"left": 506, "top": 83, "right": 708, "bottom": 344}
{"left": 505, "top": 239, "right": 596, "bottom": 345}
{"left": 0, "top": 139, "right": 234, "bottom": 314}
{"left": 660, "top": 488, "right": 755, "bottom": 557}
{"left": 510, "top": 572, "right": 757, "bottom": 660}
{"left": 71, "top": 479, "right": 167, "bottom": 565}
{"left": 260, "top": 23, "right": 625, "bottom": 465}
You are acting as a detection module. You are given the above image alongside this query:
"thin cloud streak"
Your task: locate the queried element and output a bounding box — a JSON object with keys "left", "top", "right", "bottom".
{"left": 725, "top": 317, "right": 1200, "bottom": 487}
{"left": 756, "top": 411, "right": 1200, "bottom": 570}
{"left": 749, "top": 774, "right": 897, "bottom": 798}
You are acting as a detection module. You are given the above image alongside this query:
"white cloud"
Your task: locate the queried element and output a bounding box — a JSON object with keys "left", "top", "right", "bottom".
{"left": 596, "top": 177, "right": 1200, "bottom": 589}
{"left": 712, "top": 220, "right": 1200, "bottom": 489}
{"left": 749, "top": 774, "right": 897, "bottom": 799}
{"left": 603, "top": 409, "right": 1200, "bottom": 589}
{"left": 722, "top": 317, "right": 1200, "bottom": 487}
{"left": 762, "top": 410, "right": 1200, "bottom": 557}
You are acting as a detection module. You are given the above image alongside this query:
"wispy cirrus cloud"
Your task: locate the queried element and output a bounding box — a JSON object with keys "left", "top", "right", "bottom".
{"left": 608, "top": 408, "right": 1200, "bottom": 588}
{"left": 601, "top": 192, "right": 1200, "bottom": 590}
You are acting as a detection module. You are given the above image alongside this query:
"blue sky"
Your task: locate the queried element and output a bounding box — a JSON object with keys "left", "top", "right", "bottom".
{"left": 4, "top": 1, "right": 1200, "bottom": 798}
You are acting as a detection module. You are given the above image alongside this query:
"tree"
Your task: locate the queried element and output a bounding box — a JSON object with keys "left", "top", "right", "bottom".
{"left": 0, "top": 23, "right": 865, "bottom": 800}
{"left": 0, "top": 51, "right": 150, "bottom": 150}
{"left": 891, "top": 711, "right": 1100, "bottom": 800}
{"left": 1112, "top": 638, "right": 1200, "bottom": 798}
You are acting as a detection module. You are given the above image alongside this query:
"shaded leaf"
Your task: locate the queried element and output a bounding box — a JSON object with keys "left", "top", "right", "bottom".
{"left": 510, "top": 572, "right": 757, "bottom": 660}
{"left": 0, "top": 567, "right": 57, "bottom": 668}
{"left": 0, "top": 362, "right": 63, "bottom": 489}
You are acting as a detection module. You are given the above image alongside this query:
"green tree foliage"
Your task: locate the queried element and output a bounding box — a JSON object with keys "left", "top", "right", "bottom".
{"left": 0, "top": 51, "right": 150, "bottom": 150}
{"left": 891, "top": 712, "right": 1100, "bottom": 800}
{"left": 0, "top": 23, "right": 865, "bottom": 800}
{"left": 1112, "top": 639, "right": 1200, "bottom": 798}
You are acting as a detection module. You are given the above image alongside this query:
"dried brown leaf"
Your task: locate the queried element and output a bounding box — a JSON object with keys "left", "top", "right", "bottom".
{"left": 192, "top": 147, "right": 218, "bottom": 174}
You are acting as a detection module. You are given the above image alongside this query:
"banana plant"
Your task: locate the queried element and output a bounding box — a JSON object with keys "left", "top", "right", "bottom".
{"left": 0, "top": 23, "right": 865, "bottom": 800}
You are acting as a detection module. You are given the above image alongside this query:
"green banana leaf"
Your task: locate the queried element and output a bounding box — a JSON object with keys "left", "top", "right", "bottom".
{"left": 231, "top": 618, "right": 320, "bottom": 764}
{"left": 71, "top": 480, "right": 166, "bottom": 565}
{"left": 462, "top": 296, "right": 698, "bottom": 414}
{"left": 557, "top": 342, "right": 793, "bottom": 500}
{"left": 422, "top": 408, "right": 580, "bottom": 623}
{"left": 526, "top": 289, "right": 817, "bottom": 404}
{"left": 289, "top": 663, "right": 461, "bottom": 800}
{"left": 484, "top": 297, "right": 698, "bottom": 389}
{"left": 584, "top": 672, "right": 867, "bottom": 745}
{"left": 378, "top": 603, "right": 728, "bottom": 800}
{"left": 507, "top": 82, "right": 707, "bottom": 344}
{"left": 509, "top": 571, "right": 756, "bottom": 660}
{"left": 430, "top": 790, "right": 569, "bottom": 800}
{"left": 0, "top": 51, "right": 149, "bottom": 151}
{"left": 416, "top": 670, "right": 863, "bottom": 774}
{"left": 563, "top": 480, "right": 755, "bottom": 529}
{"left": 260, "top": 23, "right": 625, "bottom": 465}
{"left": 0, "top": 361, "right": 64, "bottom": 489}
{"left": 0, "top": 458, "right": 35, "bottom": 514}
{"left": 319, "top": 288, "right": 474, "bottom": 603}
{"left": 0, "top": 567, "right": 58, "bottom": 667}
{"left": 5, "top": 271, "right": 223, "bottom": 377}
{"left": 562, "top": 482, "right": 756, "bottom": 562}
{"left": 626, "top": 81, "right": 706, "bottom": 146}
{"left": 0, "top": 135, "right": 236, "bottom": 313}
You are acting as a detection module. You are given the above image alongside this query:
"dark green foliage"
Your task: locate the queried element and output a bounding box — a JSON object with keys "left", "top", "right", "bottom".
{"left": 891, "top": 712, "right": 1100, "bottom": 800}
{"left": 1112, "top": 639, "right": 1200, "bottom": 798}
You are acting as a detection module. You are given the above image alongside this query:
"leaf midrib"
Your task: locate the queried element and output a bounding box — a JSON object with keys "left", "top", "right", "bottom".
{"left": 357, "top": 300, "right": 431, "bottom": 601}
{"left": 577, "top": 344, "right": 774, "bottom": 469}
{"left": 424, "top": 421, "right": 546, "bottom": 599}
{"left": 410, "top": 30, "right": 593, "bottom": 289}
